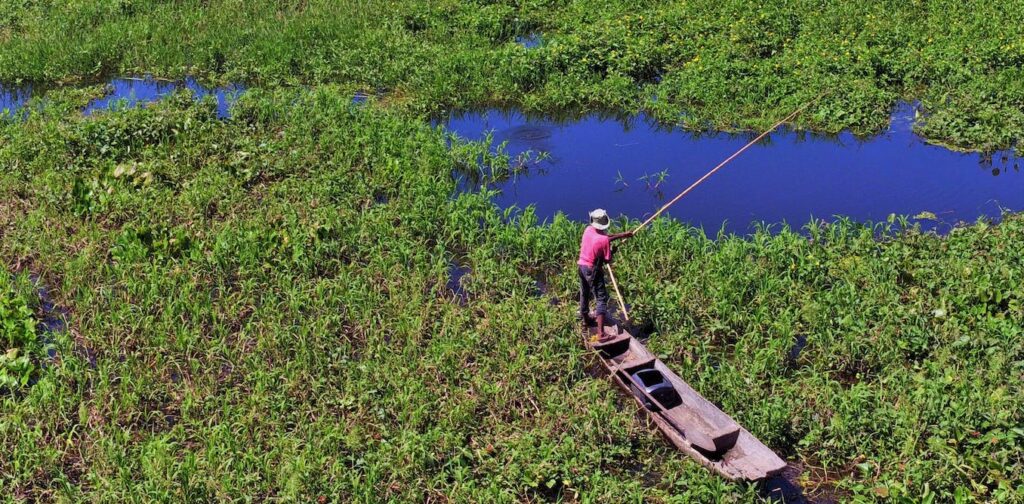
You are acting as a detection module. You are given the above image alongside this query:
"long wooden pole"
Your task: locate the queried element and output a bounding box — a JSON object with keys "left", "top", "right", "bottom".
{"left": 632, "top": 98, "right": 821, "bottom": 234}
{"left": 605, "top": 264, "right": 630, "bottom": 322}
{"left": 601, "top": 97, "right": 821, "bottom": 326}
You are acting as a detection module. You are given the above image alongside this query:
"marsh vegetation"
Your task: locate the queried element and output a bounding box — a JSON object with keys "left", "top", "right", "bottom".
{"left": 1, "top": 1, "right": 1022, "bottom": 502}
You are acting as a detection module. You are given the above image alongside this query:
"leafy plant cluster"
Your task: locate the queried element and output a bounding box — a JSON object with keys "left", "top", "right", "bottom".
{"left": 0, "top": 0, "right": 1022, "bottom": 152}
{"left": 0, "top": 273, "right": 41, "bottom": 390}
{"left": 0, "top": 87, "right": 1021, "bottom": 501}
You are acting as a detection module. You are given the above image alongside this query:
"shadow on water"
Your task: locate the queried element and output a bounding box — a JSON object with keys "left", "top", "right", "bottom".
{"left": 786, "top": 334, "right": 808, "bottom": 367}
{"left": 759, "top": 467, "right": 813, "bottom": 503}
{"left": 2, "top": 76, "right": 245, "bottom": 119}
{"left": 758, "top": 463, "right": 845, "bottom": 504}
{"left": 442, "top": 102, "right": 1023, "bottom": 236}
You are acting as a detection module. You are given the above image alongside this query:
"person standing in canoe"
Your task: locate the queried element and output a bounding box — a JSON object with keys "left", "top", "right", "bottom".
{"left": 578, "top": 209, "right": 633, "bottom": 339}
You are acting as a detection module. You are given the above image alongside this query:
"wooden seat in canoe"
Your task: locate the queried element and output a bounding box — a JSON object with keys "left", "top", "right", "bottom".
{"left": 582, "top": 322, "right": 785, "bottom": 480}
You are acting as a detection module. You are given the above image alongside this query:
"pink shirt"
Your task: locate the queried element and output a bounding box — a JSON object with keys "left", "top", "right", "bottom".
{"left": 577, "top": 226, "right": 611, "bottom": 267}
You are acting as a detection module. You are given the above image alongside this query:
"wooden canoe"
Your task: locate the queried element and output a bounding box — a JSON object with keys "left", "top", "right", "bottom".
{"left": 585, "top": 323, "right": 786, "bottom": 481}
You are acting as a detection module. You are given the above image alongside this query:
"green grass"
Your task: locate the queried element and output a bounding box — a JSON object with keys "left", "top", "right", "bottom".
{"left": 0, "top": 0, "right": 1023, "bottom": 152}
{"left": 0, "top": 86, "right": 1021, "bottom": 502}
{"left": 2, "top": 2, "right": 1023, "bottom": 500}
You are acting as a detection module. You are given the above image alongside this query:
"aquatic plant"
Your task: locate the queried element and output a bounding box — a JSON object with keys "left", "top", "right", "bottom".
{"left": 0, "top": 1, "right": 1021, "bottom": 152}
{"left": 637, "top": 170, "right": 670, "bottom": 191}
{"left": 0, "top": 273, "right": 40, "bottom": 390}
{"left": 0, "top": 88, "right": 1020, "bottom": 501}
{"left": 614, "top": 170, "right": 629, "bottom": 190}
{"left": 448, "top": 130, "right": 550, "bottom": 187}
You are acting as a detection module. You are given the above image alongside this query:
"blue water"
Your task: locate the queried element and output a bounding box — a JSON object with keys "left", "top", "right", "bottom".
{"left": 85, "top": 76, "right": 243, "bottom": 117}
{"left": 444, "top": 103, "right": 1023, "bottom": 235}
{"left": 352, "top": 92, "right": 371, "bottom": 105}
{"left": 447, "top": 261, "right": 471, "bottom": 304}
{"left": 516, "top": 33, "right": 543, "bottom": 49}
{"left": 1, "top": 83, "right": 32, "bottom": 117}
{"left": 1, "top": 76, "right": 244, "bottom": 119}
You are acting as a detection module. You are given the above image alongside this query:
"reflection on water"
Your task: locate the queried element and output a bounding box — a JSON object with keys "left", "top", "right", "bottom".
{"left": 1, "top": 83, "right": 32, "bottom": 117}
{"left": 506, "top": 124, "right": 552, "bottom": 142}
{"left": 444, "top": 103, "right": 1022, "bottom": 235}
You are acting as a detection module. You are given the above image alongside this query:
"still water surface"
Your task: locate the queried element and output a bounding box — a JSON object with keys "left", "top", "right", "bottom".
{"left": 2, "top": 76, "right": 243, "bottom": 118}
{"left": 6, "top": 81, "right": 1021, "bottom": 235}
{"left": 85, "top": 77, "right": 243, "bottom": 117}
{"left": 444, "top": 103, "right": 1022, "bottom": 235}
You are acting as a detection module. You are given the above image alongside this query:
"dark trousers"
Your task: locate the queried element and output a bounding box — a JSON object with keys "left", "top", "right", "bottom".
{"left": 578, "top": 264, "right": 609, "bottom": 318}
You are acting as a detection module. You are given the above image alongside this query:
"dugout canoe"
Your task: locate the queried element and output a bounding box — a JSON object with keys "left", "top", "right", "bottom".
{"left": 584, "top": 322, "right": 786, "bottom": 481}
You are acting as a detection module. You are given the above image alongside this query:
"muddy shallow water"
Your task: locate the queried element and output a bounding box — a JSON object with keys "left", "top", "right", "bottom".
{"left": 444, "top": 103, "right": 1023, "bottom": 235}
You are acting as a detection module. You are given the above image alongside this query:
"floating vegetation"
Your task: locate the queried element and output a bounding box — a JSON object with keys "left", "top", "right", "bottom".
{"left": 0, "top": 3, "right": 1022, "bottom": 502}
{"left": 1, "top": 1, "right": 1022, "bottom": 151}
{"left": 0, "top": 90, "right": 1019, "bottom": 500}
{"left": 1, "top": 76, "right": 243, "bottom": 119}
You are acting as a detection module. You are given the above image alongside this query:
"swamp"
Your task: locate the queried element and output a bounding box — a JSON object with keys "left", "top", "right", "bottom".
{"left": 1, "top": 1, "right": 1022, "bottom": 502}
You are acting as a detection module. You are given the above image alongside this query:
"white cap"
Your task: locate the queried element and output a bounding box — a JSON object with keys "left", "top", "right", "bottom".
{"left": 589, "top": 208, "right": 610, "bottom": 230}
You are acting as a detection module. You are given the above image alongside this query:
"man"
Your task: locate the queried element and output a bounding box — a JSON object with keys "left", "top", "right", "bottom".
{"left": 578, "top": 208, "right": 633, "bottom": 339}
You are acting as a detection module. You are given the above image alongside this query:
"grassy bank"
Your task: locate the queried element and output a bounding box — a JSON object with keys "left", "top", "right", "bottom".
{"left": 1, "top": 0, "right": 1023, "bottom": 153}
{"left": 1, "top": 88, "right": 1021, "bottom": 501}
